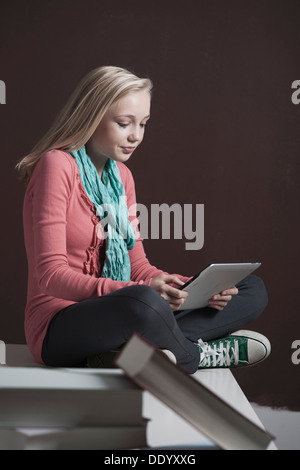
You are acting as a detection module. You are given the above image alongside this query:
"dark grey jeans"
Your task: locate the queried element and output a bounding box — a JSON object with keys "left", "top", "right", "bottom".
{"left": 42, "top": 275, "right": 268, "bottom": 374}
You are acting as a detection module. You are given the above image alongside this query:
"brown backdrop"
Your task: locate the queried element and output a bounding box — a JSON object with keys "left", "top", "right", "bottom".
{"left": 1, "top": 0, "right": 300, "bottom": 409}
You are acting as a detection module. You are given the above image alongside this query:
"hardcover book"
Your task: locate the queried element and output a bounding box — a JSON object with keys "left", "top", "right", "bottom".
{"left": 115, "top": 334, "right": 274, "bottom": 450}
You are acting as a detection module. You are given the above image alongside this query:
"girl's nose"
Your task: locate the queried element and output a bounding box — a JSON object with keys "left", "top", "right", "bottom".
{"left": 128, "top": 126, "right": 142, "bottom": 143}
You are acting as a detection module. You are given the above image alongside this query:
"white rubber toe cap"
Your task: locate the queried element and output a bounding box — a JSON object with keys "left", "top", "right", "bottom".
{"left": 232, "top": 330, "right": 271, "bottom": 365}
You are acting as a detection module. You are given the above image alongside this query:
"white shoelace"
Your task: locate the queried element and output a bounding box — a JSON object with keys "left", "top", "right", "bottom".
{"left": 197, "top": 338, "right": 240, "bottom": 367}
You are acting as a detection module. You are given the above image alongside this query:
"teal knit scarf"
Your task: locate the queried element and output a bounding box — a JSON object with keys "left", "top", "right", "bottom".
{"left": 69, "top": 145, "right": 136, "bottom": 281}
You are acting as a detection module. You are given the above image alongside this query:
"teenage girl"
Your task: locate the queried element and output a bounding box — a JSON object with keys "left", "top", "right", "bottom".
{"left": 16, "top": 66, "right": 270, "bottom": 373}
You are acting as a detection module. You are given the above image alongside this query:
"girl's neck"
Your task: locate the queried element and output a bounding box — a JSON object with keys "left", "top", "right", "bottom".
{"left": 85, "top": 140, "right": 108, "bottom": 180}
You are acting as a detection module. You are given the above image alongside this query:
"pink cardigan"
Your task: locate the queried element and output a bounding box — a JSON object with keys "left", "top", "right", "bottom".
{"left": 23, "top": 150, "right": 187, "bottom": 363}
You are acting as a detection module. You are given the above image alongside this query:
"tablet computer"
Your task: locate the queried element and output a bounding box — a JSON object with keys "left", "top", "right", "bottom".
{"left": 176, "top": 262, "right": 261, "bottom": 311}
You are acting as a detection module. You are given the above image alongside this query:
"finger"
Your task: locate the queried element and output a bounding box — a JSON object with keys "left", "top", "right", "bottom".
{"left": 165, "top": 297, "right": 187, "bottom": 312}
{"left": 211, "top": 294, "right": 232, "bottom": 302}
{"left": 208, "top": 299, "right": 228, "bottom": 309}
{"left": 164, "top": 284, "right": 189, "bottom": 299}
{"left": 171, "top": 277, "right": 185, "bottom": 287}
{"left": 208, "top": 299, "right": 228, "bottom": 307}
{"left": 221, "top": 287, "right": 239, "bottom": 296}
{"left": 210, "top": 304, "right": 225, "bottom": 311}
{"left": 160, "top": 274, "right": 185, "bottom": 286}
{"left": 169, "top": 299, "right": 186, "bottom": 311}
{"left": 159, "top": 290, "right": 187, "bottom": 307}
{"left": 160, "top": 292, "right": 169, "bottom": 302}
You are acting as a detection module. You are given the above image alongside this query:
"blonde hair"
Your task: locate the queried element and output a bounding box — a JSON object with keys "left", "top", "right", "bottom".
{"left": 16, "top": 66, "right": 153, "bottom": 182}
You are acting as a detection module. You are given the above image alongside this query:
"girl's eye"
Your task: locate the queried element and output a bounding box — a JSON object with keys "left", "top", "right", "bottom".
{"left": 117, "top": 122, "right": 148, "bottom": 129}
{"left": 117, "top": 123, "right": 129, "bottom": 128}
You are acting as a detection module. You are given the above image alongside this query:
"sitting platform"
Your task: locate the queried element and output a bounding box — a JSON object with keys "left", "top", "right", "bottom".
{"left": 0, "top": 344, "right": 276, "bottom": 450}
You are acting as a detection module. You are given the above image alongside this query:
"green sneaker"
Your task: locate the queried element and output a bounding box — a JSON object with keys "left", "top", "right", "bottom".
{"left": 197, "top": 330, "right": 271, "bottom": 369}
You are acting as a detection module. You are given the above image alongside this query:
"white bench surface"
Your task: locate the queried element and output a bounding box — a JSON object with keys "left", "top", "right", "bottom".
{"left": 0, "top": 344, "right": 275, "bottom": 450}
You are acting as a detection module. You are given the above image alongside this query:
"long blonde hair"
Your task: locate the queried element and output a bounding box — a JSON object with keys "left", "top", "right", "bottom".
{"left": 16, "top": 66, "right": 153, "bottom": 182}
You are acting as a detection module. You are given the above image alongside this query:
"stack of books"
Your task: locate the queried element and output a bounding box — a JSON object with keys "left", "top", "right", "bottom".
{"left": 0, "top": 337, "right": 274, "bottom": 450}
{"left": 0, "top": 367, "right": 148, "bottom": 450}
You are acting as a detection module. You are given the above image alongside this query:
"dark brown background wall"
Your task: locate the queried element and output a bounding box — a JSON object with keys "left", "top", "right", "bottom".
{"left": 1, "top": 0, "right": 299, "bottom": 409}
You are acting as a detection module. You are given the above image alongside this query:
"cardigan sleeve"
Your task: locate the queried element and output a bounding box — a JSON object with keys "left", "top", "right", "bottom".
{"left": 29, "top": 151, "right": 146, "bottom": 302}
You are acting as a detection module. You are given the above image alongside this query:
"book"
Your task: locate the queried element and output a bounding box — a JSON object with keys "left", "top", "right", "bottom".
{"left": 0, "top": 367, "right": 144, "bottom": 428}
{"left": 0, "top": 424, "right": 148, "bottom": 450}
{"left": 115, "top": 334, "right": 274, "bottom": 450}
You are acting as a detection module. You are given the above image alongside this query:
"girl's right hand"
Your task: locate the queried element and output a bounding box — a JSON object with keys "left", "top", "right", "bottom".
{"left": 150, "top": 274, "right": 189, "bottom": 311}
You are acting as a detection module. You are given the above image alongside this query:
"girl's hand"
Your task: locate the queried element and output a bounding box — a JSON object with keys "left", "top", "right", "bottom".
{"left": 208, "top": 286, "right": 239, "bottom": 311}
{"left": 150, "top": 274, "right": 189, "bottom": 311}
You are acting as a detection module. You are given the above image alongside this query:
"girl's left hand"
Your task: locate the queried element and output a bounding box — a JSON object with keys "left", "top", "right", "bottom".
{"left": 208, "top": 286, "right": 239, "bottom": 311}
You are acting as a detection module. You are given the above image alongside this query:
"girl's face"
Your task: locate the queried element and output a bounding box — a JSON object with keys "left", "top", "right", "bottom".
{"left": 89, "top": 90, "right": 151, "bottom": 163}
